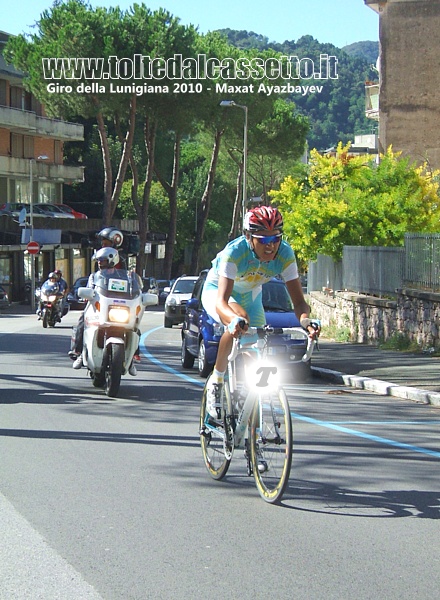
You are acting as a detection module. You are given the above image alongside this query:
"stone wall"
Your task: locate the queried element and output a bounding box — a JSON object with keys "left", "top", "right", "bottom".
{"left": 308, "top": 288, "right": 440, "bottom": 348}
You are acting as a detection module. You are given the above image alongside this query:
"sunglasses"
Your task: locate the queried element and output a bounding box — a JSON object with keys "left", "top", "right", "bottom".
{"left": 252, "top": 233, "right": 282, "bottom": 245}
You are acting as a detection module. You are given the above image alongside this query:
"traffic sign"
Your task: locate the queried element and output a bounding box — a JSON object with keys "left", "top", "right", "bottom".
{"left": 27, "top": 241, "right": 40, "bottom": 255}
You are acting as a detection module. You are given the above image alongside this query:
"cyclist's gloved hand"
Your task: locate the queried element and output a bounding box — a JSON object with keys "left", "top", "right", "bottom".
{"left": 300, "top": 318, "right": 321, "bottom": 338}
{"left": 228, "top": 316, "right": 248, "bottom": 337}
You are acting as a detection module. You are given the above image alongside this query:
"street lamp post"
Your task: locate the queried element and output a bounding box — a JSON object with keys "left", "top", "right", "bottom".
{"left": 29, "top": 155, "right": 48, "bottom": 312}
{"left": 220, "top": 100, "right": 248, "bottom": 228}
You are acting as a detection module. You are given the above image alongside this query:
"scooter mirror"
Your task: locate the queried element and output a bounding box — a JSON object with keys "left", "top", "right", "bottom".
{"left": 78, "top": 287, "right": 95, "bottom": 301}
{"left": 142, "top": 292, "right": 158, "bottom": 307}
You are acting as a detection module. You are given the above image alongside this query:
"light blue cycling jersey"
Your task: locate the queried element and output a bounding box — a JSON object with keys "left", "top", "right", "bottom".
{"left": 202, "top": 235, "right": 299, "bottom": 326}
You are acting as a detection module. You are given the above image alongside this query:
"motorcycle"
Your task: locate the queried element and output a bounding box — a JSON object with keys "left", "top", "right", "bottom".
{"left": 36, "top": 280, "right": 68, "bottom": 328}
{"left": 77, "top": 268, "right": 158, "bottom": 397}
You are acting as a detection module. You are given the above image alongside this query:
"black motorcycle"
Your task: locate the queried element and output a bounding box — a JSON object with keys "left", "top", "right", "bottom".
{"left": 36, "top": 281, "right": 67, "bottom": 328}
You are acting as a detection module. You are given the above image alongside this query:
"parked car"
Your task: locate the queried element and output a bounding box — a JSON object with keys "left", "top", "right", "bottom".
{"left": 55, "top": 204, "right": 88, "bottom": 219}
{"left": 181, "top": 273, "right": 311, "bottom": 380}
{"left": 67, "top": 276, "right": 89, "bottom": 310}
{"left": 0, "top": 285, "right": 10, "bottom": 309}
{"left": 164, "top": 275, "right": 198, "bottom": 328}
{"left": 142, "top": 277, "right": 159, "bottom": 299}
{"left": 34, "top": 203, "right": 75, "bottom": 219}
{"left": 7, "top": 203, "right": 49, "bottom": 220}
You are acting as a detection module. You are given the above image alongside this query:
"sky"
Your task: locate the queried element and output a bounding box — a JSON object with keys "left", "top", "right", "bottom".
{"left": 2, "top": 0, "right": 378, "bottom": 49}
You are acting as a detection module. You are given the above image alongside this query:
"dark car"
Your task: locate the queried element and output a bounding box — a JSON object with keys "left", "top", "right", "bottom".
{"left": 67, "top": 276, "right": 89, "bottom": 310}
{"left": 142, "top": 277, "right": 159, "bottom": 299}
{"left": 181, "top": 273, "right": 311, "bottom": 380}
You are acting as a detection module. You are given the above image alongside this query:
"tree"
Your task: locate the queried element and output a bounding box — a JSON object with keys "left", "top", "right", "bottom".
{"left": 270, "top": 143, "right": 440, "bottom": 265}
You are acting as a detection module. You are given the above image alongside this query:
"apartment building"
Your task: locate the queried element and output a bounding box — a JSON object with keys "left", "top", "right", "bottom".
{"left": 365, "top": 0, "right": 440, "bottom": 170}
{"left": 0, "top": 30, "right": 85, "bottom": 301}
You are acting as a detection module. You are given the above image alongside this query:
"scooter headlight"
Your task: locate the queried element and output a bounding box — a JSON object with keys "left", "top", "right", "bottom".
{"left": 48, "top": 294, "right": 58, "bottom": 302}
{"left": 108, "top": 306, "right": 130, "bottom": 323}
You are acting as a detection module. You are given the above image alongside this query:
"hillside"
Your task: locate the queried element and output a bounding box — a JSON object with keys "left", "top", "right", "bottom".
{"left": 217, "top": 29, "right": 378, "bottom": 151}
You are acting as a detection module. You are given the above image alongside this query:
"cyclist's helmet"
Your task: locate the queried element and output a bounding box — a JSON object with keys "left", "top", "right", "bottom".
{"left": 97, "top": 227, "right": 123, "bottom": 248}
{"left": 243, "top": 206, "right": 284, "bottom": 232}
{"left": 94, "top": 246, "right": 119, "bottom": 268}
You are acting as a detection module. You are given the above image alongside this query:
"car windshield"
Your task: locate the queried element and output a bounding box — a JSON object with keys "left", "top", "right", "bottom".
{"left": 172, "top": 279, "right": 196, "bottom": 294}
{"left": 262, "top": 282, "right": 293, "bottom": 312}
{"left": 92, "top": 269, "right": 142, "bottom": 299}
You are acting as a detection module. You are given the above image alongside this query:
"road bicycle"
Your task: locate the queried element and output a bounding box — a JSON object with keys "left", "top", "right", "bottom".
{"left": 200, "top": 325, "right": 317, "bottom": 504}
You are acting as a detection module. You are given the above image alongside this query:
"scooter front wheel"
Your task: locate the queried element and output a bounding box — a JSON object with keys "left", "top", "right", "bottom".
{"left": 105, "top": 344, "right": 124, "bottom": 397}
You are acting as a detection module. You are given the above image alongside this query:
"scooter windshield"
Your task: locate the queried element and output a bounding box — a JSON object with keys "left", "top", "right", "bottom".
{"left": 92, "top": 269, "right": 142, "bottom": 299}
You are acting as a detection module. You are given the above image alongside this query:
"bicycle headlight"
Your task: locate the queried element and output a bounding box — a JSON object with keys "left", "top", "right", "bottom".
{"left": 108, "top": 306, "right": 130, "bottom": 323}
{"left": 244, "top": 358, "right": 281, "bottom": 391}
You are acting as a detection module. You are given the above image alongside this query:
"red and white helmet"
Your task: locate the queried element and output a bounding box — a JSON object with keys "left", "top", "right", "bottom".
{"left": 244, "top": 206, "right": 284, "bottom": 232}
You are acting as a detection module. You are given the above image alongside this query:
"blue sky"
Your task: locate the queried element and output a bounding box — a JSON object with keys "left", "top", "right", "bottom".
{"left": 2, "top": 0, "right": 378, "bottom": 49}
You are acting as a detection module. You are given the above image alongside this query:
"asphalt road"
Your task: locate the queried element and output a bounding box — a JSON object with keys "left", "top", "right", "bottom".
{"left": 1, "top": 308, "right": 440, "bottom": 599}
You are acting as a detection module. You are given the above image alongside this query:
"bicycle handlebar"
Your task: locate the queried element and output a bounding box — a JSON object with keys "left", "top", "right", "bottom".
{"left": 228, "top": 325, "right": 317, "bottom": 363}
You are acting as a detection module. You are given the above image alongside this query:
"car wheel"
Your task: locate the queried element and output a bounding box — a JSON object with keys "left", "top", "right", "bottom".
{"left": 181, "top": 337, "right": 195, "bottom": 368}
{"left": 164, "top": 316, "right": 173, "bottom": 328}
{"left": 198, "top": 339, "right": 213, "bottom": 378}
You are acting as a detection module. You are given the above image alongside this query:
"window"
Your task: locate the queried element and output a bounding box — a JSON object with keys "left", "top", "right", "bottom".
{"left": 39, "top": 182, "right": 57, "bottom": 203}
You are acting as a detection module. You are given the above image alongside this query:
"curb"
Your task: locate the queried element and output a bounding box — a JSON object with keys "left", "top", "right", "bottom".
{"left": 312, "top": 366, "right": 440, "bottom": 408}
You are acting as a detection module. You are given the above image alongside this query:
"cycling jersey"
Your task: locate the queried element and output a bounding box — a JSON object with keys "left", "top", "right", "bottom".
{"left": 202, "top": 236, "right": 299, "bottom": 326}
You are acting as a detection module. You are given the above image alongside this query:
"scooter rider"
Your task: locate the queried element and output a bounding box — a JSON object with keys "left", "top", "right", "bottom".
{"left": 37, "top": 271, "right": 62, "bottom": 320}
{"left": 68, "top": 227, "right": 136, "bottom": 371}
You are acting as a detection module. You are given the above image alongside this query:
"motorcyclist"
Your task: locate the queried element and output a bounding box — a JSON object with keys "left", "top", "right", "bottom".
{"left": 37, "top": 271, "right": 63, "bottom": 321}
{"left": 68, "top": 227, "right": 132, "bottom": 370}
{"left": 53, "top": 269, "right": 68, "bottom": 315}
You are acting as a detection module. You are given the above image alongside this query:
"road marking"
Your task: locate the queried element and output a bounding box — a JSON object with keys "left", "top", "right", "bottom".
{"left": 292, "top": 412, "right": 440, "bottom": 458}
{"left": 141, "top": 326, "right": 440, "bottom": 458}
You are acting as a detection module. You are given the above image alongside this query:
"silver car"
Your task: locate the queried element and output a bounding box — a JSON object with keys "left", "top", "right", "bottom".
{"left": 164, "top": 275, "right": 198, "bottom": 328}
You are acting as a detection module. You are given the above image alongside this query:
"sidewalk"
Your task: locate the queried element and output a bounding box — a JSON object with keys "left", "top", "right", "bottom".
{"left": 312, "top": 340, "right": 440, "bottom": 407}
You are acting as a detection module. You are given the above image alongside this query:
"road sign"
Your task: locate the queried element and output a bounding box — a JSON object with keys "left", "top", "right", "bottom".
{"left": 27, "top": 241, "right": 40, "bottom": 255}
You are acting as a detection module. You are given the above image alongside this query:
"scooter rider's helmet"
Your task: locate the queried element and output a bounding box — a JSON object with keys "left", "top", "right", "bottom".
{"left": 54, "top": 269, "right": 63, "bottom": 278}
{"left": 97, "top": 227, "right": 124, "bottom": 248}
{"left": 48, "top": 271, "right": 59, "bottom": 281}
{"left": 243, "top": 206, "right": 284, "bottom": 233}
{"left": 94, "top": 246, "right": 120, "bottom": 269}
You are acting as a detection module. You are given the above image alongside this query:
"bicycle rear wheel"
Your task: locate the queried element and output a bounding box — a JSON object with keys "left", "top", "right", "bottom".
{"left": 199, "top": 378, "right": 231, "bottom": 480}
{"left": 250, "top": 388, "right": 292, "bottom": 503}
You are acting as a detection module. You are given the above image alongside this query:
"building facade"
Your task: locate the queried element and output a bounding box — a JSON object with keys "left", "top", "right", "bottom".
{"left": 365, "top": 0, "right": 440, "bottom": 170}
{"left": 0, "top": 30, "right": 88, "bottom": 301}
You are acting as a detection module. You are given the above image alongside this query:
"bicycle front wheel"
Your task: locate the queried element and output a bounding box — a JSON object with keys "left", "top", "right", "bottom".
{"left": 199, "top": 379, "right": 231, "bottom": 480}
{"left": 250, "top": 388, "right": 292, "bottom": 503}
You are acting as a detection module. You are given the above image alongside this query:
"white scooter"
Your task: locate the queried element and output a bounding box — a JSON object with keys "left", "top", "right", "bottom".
{"left": 78, "top": 268, "right": 157, "bottom": 397}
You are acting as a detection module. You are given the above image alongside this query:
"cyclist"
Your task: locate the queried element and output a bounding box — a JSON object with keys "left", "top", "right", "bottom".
{"left": 201, "top": 205, "right": 320, "bottom": 417}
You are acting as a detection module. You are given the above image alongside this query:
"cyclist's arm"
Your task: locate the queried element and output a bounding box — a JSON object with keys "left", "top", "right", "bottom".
{"left": 285, "top": 278, "right": 320, "bottom": 337}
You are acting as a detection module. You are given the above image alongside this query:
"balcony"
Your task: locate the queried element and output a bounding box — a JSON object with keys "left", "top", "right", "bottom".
{"left": 0, "top": 105, "right": 84, "bottom": 141}
{"left": 0, "top": 156, "right": 84, "bottom": 183}
{"left": 365, "top": 82, "right": 379, "bottom": 120}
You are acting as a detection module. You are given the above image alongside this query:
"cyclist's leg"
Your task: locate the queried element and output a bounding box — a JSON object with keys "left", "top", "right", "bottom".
{"left": 200, "top": 377, "right": 232, "bottom": 480}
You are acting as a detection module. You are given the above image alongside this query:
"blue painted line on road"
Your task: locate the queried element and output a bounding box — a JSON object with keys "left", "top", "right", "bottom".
{"left": 291, "top": 412, "right": 440, "bottom": 458}
{"left": 140, "top": 327, "right": 204, "bottom": 387}
{"left": 141, "top": 326, "right": 440, "bottom": 458}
